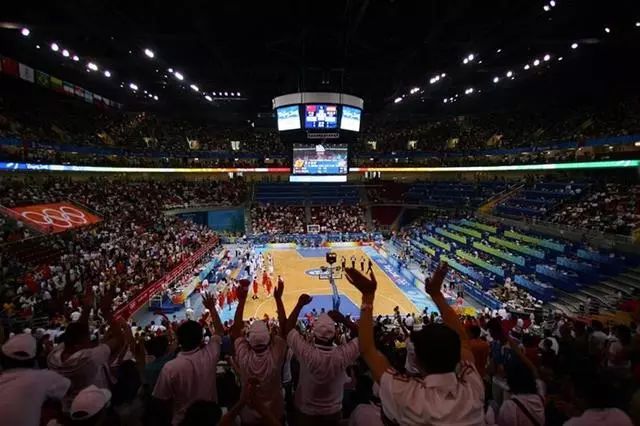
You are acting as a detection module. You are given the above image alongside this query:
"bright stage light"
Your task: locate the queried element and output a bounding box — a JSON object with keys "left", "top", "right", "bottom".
{"left": 21, "top": 28, "right": 30, "bottom": 37}
{"left": 571, "top": 43, "right": 578, "bottom": 49}
{"left": 72, "top": 55, "right": 79, "bottom": 61}
{"left": 129, "top": 82, "right": 138, "bottom": 91}
{"left": 104, "top": 70, "right": 111, "bottom": 77}
{"left": 144, "top": 48, "right": 155, "bottom": 58}
{"left": 87, "top": 62, "right": 98, "bottom": 71}
{"left": 493, "top": 76, "right": 499, "bottom": 83}
{"left": 190, "top": 84, "right": 199, "bottom": 92}
{"left": 506, "top": 70, "right": 513, "bottom": 77}
{"left": 533, "top": 59, "right": 540, "bottom": 66}
{"left": 51, "top": 43, "right": 59, "bottom": 52}
{"left": 174, "top": 71, "right": 184, "bottom": 80}
{"left": 543, "top": 54, "right": 551, "bottom": 61}
{"left": 62, "top": 49, "right": 69, "bottom": 57}
{"left": 205, "top": 95, "right": 213, "bottom": 101}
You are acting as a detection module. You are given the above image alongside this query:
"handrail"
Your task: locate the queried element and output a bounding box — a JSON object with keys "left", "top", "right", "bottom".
{"left": 113, "top": 238, "right": 219, "bottom": 319}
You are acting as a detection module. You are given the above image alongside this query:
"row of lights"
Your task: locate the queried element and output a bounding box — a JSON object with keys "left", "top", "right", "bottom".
{"left": 441, "top": 39, "right": 586, "bottom": 104}
{"left": 22, "top": 29, "right": 245, "bottom": 104}
{"left": 542, "top": 0, "right": 557, "bottom": 12}
{"left": 22, "top": 28, "right": 160, "bottom": 101}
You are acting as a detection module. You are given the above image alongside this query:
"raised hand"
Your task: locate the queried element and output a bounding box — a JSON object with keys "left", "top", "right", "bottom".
{"left": 344, "top": 267, "right": 377, "bottom": 295}
{"left": 274, "top": 276, "right": 284, "bottom": 300}
{"left": 327, "top": 310, "right": 346, "bottom": 324}
{"left": 425, "top": 262, "right": 449, "bottom": 297}
{"left": 237, "top": 279, "right": 250, "bottom": 301}
{"left": 298, "top": 294, "right": 313, "bottom": 306}
{"left": 202, "top": 291, "right": 217, "bottom": 312}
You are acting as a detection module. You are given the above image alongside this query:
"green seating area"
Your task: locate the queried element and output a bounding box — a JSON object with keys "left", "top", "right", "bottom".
{"left": 413, "top": 240, "right": 436, "bottom": 256}
{"left": 461, "top": 219, "right": 497, "bottom": 233}
{"left": 488, "top": 236, "right": 545, "bottom": 259}
{"left": 504, "top": 230, "right": 565, "bottom": 252}
{"left": 456, "top": 249, "right": 505, "bottom": 277}
{"left": 425, "top": 235, "right": 451, "bottom": 251}
{"left": 436, "top": 227, "right": 467, "bottom": 244}
{"left": 448, "top": 224, "right": 482, "bottom": 238}
{"left": 472, "top": 241, "right": 526, "bottom": 266}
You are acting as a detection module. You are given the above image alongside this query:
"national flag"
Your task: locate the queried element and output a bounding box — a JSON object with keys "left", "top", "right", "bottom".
{"left": 50, "top": 76, "right": 63, "bottom": 93}
{"left": 1, "top": 57, "right": 19, "bottom": 77}
{"left": 18, "top": 63, "right": 35, "bottom": 82}
{"left": 63, "top": 81, "right": 75, "bottom": 95}
{"left": 35, "top": 70, "right": 50, "bottom": 88}
{"left": 74, "top": 86, "right": 84, "bottom": 97}
{"left": 84, "top": 90, "right": 93, "bottom": 103}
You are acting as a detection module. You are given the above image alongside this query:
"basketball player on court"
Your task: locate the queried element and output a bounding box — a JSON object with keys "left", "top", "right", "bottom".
{"left": 341, "top": 256, "right": 346, "bottom": 271}
{"left": 350, "top": 254, "right": 356, "bottom": 269}
{"left": 252, "top": 275, "right": 259, "bottom": 300}
{"left": 360, "top": 256, "right": 366, "bottom": 271}
{"left": 367, "top": 258, "right": 373, "bottom": 274}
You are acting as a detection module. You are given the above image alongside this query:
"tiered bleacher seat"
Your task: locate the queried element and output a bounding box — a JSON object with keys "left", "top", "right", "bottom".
{"left": 496, "top": 181, "right": 588, "bottom": 218}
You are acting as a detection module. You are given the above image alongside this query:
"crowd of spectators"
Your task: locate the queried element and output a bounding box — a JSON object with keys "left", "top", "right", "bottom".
{"left": 1, "top": 263, "right": 638, "bottom": 426}
{"left": 251, "top": 205, "right": 306, "bottom": 235}
{"left": 0, "top": 176, "right": 248, "bottom": 321}
{"left": 310, "top": 204, "right": 367, "bottom": 233}
{"left": 548, "top": 183, "right": 640, "bottom": 235}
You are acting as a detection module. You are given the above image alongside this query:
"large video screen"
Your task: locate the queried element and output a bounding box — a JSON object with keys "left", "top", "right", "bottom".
{"left": 292, "top": 143, "right": 348, "bottom": 175}
{"left": 304, "top": 104, "right": 338, "bottom": 129}
{"left": 276, "top": 105, "right": 301, "bottom": 131}
{"left": 340, "top": 106, "right": 362, "bottom": 132}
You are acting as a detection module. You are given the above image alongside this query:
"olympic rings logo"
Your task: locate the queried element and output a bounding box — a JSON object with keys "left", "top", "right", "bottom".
{"left": 21, "top": 206, "right": 89, "bottom": 229}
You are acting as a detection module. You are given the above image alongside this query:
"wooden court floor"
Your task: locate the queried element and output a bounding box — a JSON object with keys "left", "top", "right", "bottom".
{"left": 243, "top": 248, "right": 419, "bottom": 320}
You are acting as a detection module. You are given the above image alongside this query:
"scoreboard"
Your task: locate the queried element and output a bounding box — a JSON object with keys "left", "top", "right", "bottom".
{"left": 292, "top": 143, "right": 348, "bottom": 175}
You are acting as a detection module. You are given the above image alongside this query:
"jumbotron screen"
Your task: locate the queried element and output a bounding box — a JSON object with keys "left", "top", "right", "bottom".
{"left": 292, "top": 143, "right": 348, "bottom": 175}
{"left": 276, "top": 105, "right": 301, "bottom": 131}
{"left": 340, "top": 106, "right": 362, "bottom": 132}
{"left": 304, "top": 104, "right": 338, "bottom": 129}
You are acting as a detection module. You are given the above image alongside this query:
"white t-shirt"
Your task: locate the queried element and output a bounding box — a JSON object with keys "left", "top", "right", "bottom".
{"left": 564, "top": 408, "right": 633, "bottom": 426}
{"left": 234, "top": 336, "right": 287, "bottom": 424}
{"left": 0, "top": 368, "right": 71, "bottom": 426}
{"left": 379, "top": 362, "right": 485, "bottom": 425}
{"left": 287, "top": 329, "right": 360, "bottom": 416}
{"left": 498, "top": 394, "right": 545, "bottom": 426}
{"left": 153, "top": 335, "right": 222, "bottom": 426}
{"left": 47, "top": 343, "right": 111, "bottom": 411}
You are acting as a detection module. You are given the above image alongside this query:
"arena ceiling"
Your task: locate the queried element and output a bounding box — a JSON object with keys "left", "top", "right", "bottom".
{"left": 1, "top": 1, "right": 640, "bottom": 118}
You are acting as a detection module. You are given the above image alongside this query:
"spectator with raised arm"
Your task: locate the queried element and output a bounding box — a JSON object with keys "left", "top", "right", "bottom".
{"left": 286, "top": 294, "right": 360, "bottom": 425}
{"left": 230, "top": 278, "right": 288, "bottom": 425}
{"left": 345, "top": 263, "right": 485, "bottom": 425}
{"left": 151, "top": 291, "right": 224, "bottom": 426}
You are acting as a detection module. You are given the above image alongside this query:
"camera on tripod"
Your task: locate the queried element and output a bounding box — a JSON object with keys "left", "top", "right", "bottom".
{"left": 326, "top": 251, "right": 337, "bottom": 265}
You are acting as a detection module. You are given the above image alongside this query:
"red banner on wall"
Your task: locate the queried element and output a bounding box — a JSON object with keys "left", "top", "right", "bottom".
{"left": 9, "top": 202, "right": 102, "bottom": 234}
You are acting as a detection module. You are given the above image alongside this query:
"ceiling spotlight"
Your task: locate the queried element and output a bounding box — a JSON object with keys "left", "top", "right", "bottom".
{"left": 87, "top": 62, "right": 98, "bottom": 71}
{"left": 394, "top": 97, "right": 402, "bottom": 103}
{"left": 144, "top": 48, "right": 155, "bottom": 58}
{"left": 506, "top": 70, "right": 513, "bottom": 77}
{"left": 21, "top": 28, "right": 30, "bottom": 37}
{"left": 153, "top": 95, "right": 159, "bottom": 101}
{"left": 50, "top": 43, "right": 59, "bottom": 52}
{"left": 168, "top": 68, "right": 174, "bottom": 73}
{"left": 224, "top": 92, "right": 228, "bottom": 96}
{"left": 230, "top": 92, "right": 236, "bottom": 96}
{"left": 190, "top": 84, "right": 199, "bottom": 92}
{"left": 558, "top": 56, "right": 564, "bottom": 61}
{"left": 62, "top": 49, "right": 70, "bottom": 58}
{"left": 468, "top": 54, "right": 474, "bottom": 61}
{"left": 463, "top": 58, "right": 469, "bottom": 64}
{"left": 129, "top": 82, "right": 138, "bottom": 91}
{"left": 636, "top": 22, "right": 640, "bottom": 27}
{"left": 493, "top": 76, "right": 500, "bottom": 83}
{"left": 549, "top": 0, "right": 556, "bottom": 6}
{"left": 533, "top": 59, "right": 540, "bottom": 66}
{"left": 36, "top": 44, "right": 40, "bottom": 49}
{"left": 543, "top": 54, "right": 551, "bottom": 61}
{"left": 410, "top": 87, "right": 420, "bottom": 94}
{"left": 496, "top": 48, "right": 502, "bottom": 53}
{"left": 148, "top": 93, "right": 153, "bottom": 98}
{"left": 174, "top": 71, "right": 184, "bottom": 81}
{"left": 604, "top": 27, "right": 611, "bottom": 33}
{"left": 72, "top": 55, "right": 79, "bottom": 62}
{"left": 205, "top": 95, "right": 213, "bottom": 102}
{"left": 236, "top": 92, "right": 241, "bottom": 96}
{"left": 104, "top": 70, "right": 111, "bottom": 78}
{"left": 465, "top": 87, "right": 474, "bottom": 95}
{"left": 443, "top": 98, "right": 448, "bottom": 103}
{"left": 440, "top": 73, "right": 446, "bottom": 78}
{"left": 429, "top": 77, "right": 436, "bottom": 84}
{"left": 524, "top": 64, "right": 530, "bottom": 70}
{"left": 571, "top": 42, "right": 578, "bottom": 49}
{"left": 543, "top": 5, "right": 550, "bottom": 11}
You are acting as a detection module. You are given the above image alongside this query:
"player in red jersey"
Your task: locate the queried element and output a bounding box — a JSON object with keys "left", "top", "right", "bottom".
{"left": 226, "top": 289, "right": 233, "bottom": 311}
{"left": 252, "top": 277, "right": 259, "bottom": 300}
{"left": 217, "top": 291, "right": 225, "bottom": 310}
{"left": 265, "top": 276, "right": 273, "bottom": 297}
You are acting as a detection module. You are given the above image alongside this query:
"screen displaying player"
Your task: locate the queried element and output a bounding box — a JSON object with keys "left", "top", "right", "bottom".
{"left": 304, "top": 104, "right": 338, "bottom": 129}
{"left": 340, "top": 106, "right": 362, "bottom": 132}
{"left": 292, "top": 143, "right": 348, "bottom": 175}
{"left": 276, "top": 105, "right": 301, "bottom": 131}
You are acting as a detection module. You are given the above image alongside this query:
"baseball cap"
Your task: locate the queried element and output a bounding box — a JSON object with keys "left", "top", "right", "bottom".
{"left": 247, "top": 320, "right": 270, "bottom": 348}
{"left": 313, "top": 313, "right": 336, "bottom": 341}
{"left": 70, "top": 385, "right": 112, "bottom": 420}
{"left": 1, "top": 333, "right": 37, "bottom": 360}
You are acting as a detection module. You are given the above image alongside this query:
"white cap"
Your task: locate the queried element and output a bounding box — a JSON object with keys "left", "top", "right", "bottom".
{"left": 313, "top": 313, "right": 336, "bottom": 341}
{"left": 70, "top": 385, "right": 112, "bottom": 420}
{"left": 1, "top": 333, "right": 37, "bottom": 360}
{"left": 247, "top": 320, "right": 270, "bottom": 348}
{"left": 70, "top": 311, "right": 82, "bottom": 322}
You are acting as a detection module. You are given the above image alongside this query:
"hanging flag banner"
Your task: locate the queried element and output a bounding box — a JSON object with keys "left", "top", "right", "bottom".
{"left": 18, "top": 63, "right": 35, "bottom": 82}
{"left": 7, "top": 202, "right": 103, "bottom": 234}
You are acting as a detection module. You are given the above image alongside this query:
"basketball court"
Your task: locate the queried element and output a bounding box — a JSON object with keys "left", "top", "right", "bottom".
{"left": 242, "top": 246, "right": 424, "bottom": 320}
